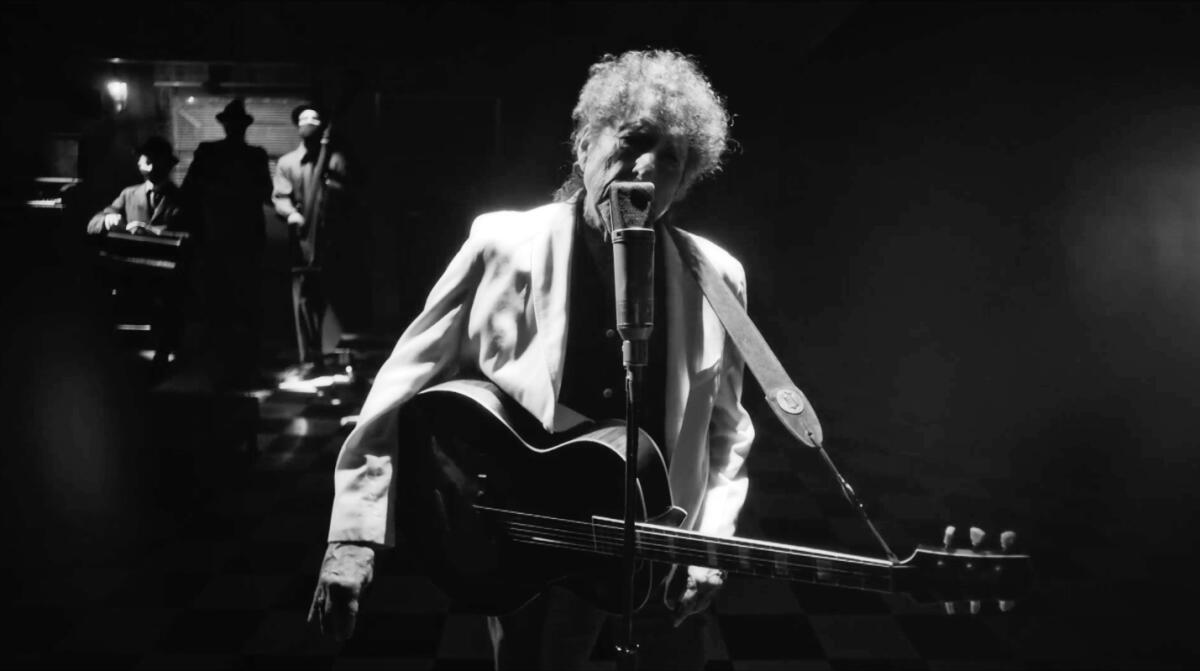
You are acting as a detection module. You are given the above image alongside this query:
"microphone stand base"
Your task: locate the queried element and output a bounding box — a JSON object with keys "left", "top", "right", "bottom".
{"left": 615, "top": 643, "right": 640, "bottom": 671}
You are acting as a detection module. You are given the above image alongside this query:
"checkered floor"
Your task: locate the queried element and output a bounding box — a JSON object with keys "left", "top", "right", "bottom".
{"left": 4, "top": 346, "right": 1195, "bottom": 670}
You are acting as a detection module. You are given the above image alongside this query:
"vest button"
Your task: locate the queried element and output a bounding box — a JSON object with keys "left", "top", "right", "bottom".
{"left": 605, "top": 328, "right": 617, "bottom": 339}
{"left": 602, "top": 388, "right": 614, "bottom": 399}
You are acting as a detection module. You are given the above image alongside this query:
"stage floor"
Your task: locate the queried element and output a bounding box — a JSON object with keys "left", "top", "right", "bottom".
{"left": 4, "top": 345, "right": 1192, "bottom": 670}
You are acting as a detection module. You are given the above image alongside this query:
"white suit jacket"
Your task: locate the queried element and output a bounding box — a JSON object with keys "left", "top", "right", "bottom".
{"left": 327, "top": 200, "right": 755, "bottom": 545}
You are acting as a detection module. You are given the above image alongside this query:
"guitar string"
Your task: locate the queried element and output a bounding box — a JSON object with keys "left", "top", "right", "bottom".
{"left": 498, "top": 518, "right": 871, "bottom": 568}
{"left": 500, "top": 523, "right": 881, "bottom": 576}
{"left": 498, "top": 520, "right": 1017, "bottom": 594}
{"left": 501, "top": 527, "right": 884, "bottom": 580}
{"left": 500, "top": 530, "right": 891, "bottom": 589}
{"left": 483, "top": 506, "right": 1012, "bottom": 567}
{"left": 477, "top": 506, "right": 894, "bottom": 565}
{"left": 492, "top": 520, "right": 893, "bottom": 582}
{"left": 486, "top": 511, "right": 894, "bottom": 568}
{"left": 504, "top": 534, "right": 876, "bottom": 584}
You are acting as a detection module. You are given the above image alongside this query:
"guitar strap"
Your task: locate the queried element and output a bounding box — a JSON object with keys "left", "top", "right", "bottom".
{"left": 664, "top": 224, "right": 823, "bottom": 448}
{"left": 665, "top": 224, "right": 899, "bottom": 561}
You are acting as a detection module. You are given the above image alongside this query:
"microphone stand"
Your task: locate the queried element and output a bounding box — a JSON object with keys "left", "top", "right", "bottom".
{"left": 616, "top": 339, "right": 647, "bottom": 671}
{"left": 611, "top": 221, "right": 655, "bottom": 671}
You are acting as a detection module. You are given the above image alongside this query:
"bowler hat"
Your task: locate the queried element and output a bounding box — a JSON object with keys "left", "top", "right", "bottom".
{"left": 216, "top": 98, "right": 254, "bottom": 125}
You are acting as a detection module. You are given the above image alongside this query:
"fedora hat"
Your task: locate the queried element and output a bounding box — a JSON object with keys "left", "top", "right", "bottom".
{"left": 291, "top": 102, "right": 323, "bottom": 126}
{"left": 137, "top": 136, "right": 180, "bottom": 167}
{"left": 216, "top": 98, "right": 254, "bottom": 125}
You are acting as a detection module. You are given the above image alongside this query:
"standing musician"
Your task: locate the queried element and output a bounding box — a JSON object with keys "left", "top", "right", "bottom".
{"left": 273, "top": 103, "right": 349, "bottom": 368}
{"left": 310, "top": 50, "right": 754, "bottom": 670}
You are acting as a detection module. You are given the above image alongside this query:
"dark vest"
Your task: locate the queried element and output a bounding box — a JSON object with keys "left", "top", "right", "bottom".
{"left": 558, "top": 202, "right": 668, "bottom": 451}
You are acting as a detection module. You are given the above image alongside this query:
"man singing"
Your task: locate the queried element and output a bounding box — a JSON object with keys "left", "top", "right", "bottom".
{"left": 310, "top": 50, "right": 754, "bottom": 670}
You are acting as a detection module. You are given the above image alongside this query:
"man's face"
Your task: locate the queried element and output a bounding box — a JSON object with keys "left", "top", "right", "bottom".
{"left": 137, "top": 154, "right": 154, "bottom": 179}
{"left": 577, "top": 118, "right": 689, "bottom": 231}
{"left": 138, "top": 154, "right": 171, "bottom": 181}
{"left": 298, "top": 109, "right": 323, "bottom": 141}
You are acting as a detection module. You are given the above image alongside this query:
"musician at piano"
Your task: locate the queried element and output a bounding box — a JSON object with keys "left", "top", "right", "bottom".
{"left": 85, "top": 137, "right": 188, "bottom": 237}
{"left": 309, "top": 50, "right": 750, "bottom": 669}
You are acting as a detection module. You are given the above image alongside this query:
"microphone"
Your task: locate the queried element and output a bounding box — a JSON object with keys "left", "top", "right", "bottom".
{"left": 608, "top": 181, "right": 656, "bottom": 366}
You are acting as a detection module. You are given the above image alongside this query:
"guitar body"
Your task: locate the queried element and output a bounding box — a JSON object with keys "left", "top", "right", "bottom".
{"left": 394, "top": 379, "right": 675, "bottom": 615}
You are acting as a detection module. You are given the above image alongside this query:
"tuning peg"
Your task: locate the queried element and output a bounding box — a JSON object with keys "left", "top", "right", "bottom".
{"left": 943, "top": 525, "right": 956, "bottom": 549}
{"left": 999, "top": 599, "right": 1015, "bottom": 612}
{"left": 944, "top": 601, "right": 957, "bottom": 615}
{"left": 1000, "top": 530, "right": 1016, "bottom": 552}
{"left": 969, "top": 526, "right": 986, "bottom": 548}
{"left": 969, "top": 599, "right": 981, "bottom": 615}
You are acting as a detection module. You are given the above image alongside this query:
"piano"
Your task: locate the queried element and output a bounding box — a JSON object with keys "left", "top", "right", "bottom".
{"left": 95, "top": 228, "right": 193, "bottom": 378}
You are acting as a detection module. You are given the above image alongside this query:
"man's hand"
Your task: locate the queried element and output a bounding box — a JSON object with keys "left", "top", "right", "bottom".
{"left": 308, "top": 542, "right": 375, "bottom": 642}
{"left": 287, "top": 211, "right": 306, "bottom": 227}
{"left": 665, "top": 565, "right": 726, "bottom": 627}
{"left": 103, "top": 213, "right": 122, "bottom": 231}
{"left": 126, "top": 221, "right": 167, "bottom": 236}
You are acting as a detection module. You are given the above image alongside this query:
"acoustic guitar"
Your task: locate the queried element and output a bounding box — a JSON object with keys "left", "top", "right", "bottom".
{"left": 393, "top": 378, "right": 1033, "bottom": 615}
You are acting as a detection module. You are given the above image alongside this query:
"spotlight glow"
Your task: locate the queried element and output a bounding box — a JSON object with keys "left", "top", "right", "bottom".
{"left": 106, "top": 80, "right": 128, "bottom": 112}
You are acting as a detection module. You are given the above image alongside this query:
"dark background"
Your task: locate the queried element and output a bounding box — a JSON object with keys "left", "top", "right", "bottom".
{"left": 3, "top": 1, "right": 1200, "bottom": 665}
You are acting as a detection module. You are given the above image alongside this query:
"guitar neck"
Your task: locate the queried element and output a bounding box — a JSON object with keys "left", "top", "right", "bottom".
{"left": 481, "top": 506, "right": 899, "bottom": 595}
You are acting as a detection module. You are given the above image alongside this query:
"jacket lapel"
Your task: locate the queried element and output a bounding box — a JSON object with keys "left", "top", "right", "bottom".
{"left": 529, "top": 202, "right": 575, "bottom": 429}
{"left": 663, "top": 229, "right": 699, "bottom": 460}
{"left": 663, "top": 226, "right": 728, "bottom": 459}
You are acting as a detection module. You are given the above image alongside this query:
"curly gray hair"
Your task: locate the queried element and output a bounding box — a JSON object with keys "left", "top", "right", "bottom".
{"left": 564, "top": 49, "right": 732, "bottom": 197}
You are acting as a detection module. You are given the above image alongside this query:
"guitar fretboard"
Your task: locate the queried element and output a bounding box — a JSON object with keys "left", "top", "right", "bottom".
{"left": 476, "top": 505, "right": 898, "bottom": 595}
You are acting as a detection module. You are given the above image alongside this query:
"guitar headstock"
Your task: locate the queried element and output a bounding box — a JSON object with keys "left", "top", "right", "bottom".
{"left": 896, "top": 525, "right": 1034, "bottom": 614}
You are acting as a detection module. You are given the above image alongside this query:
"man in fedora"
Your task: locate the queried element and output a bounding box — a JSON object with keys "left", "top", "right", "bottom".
{"left": 86, "top": 136, "right": 187, "bottom": 236}
{"left": 85, "top": 136, "right": 191, "bottom": 375}
{"left": 182, "top": 98, "right": 272, "bottom": 388}
{"left": 272, "top": 102, "right": 357, "bottom": 368}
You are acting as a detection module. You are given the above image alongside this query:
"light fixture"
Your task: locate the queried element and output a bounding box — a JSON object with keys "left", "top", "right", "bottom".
{"left": 106, "top": 80, "right": 128, "bottom": 113}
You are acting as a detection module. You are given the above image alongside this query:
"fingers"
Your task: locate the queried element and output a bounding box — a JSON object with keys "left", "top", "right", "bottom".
{"left": 661, "top": 564, "right": 686, "bottom": 610}
{"left": 308, "top": 579, "right": 364, "bottom": 641}
{"left": 307, "top": 583, "right": 326, "bottom": 635}
{"left": 329, "top": 580, "right": 364, "bottom": 641}
{"left": 337, "top": 593, "right": 360, "bottom": 642}
{"left": 668, "top": 573, "right": 698, "bottom": 628}
{"left": 671, "top": 570, "right": 725, "bottom": 627}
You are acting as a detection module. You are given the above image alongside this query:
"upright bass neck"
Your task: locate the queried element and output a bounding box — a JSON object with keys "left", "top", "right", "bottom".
{"left": 299, "top": 125, "right": 334, "bottom": 267}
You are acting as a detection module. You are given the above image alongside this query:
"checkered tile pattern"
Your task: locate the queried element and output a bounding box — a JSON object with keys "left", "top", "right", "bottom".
{"left": 4, "top": 348, "right": 1194, "bottom": 670}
